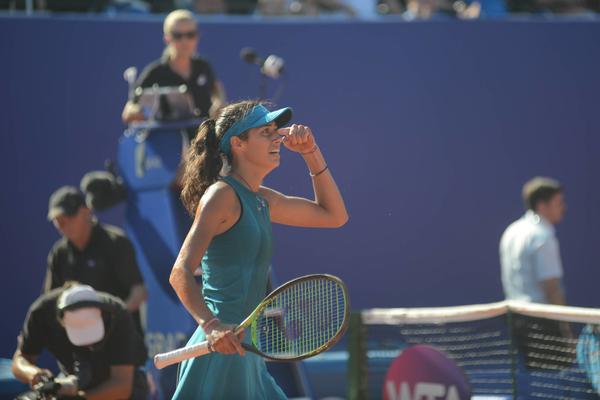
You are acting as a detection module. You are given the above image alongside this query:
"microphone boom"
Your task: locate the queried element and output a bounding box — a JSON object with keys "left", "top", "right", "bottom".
{"left": 240, "top": 47, "right": 284, "bottom": 79}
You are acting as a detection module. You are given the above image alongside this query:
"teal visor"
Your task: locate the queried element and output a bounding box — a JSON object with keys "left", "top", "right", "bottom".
{"left": 219, "top": 104, "right": 293, "bottom": 155}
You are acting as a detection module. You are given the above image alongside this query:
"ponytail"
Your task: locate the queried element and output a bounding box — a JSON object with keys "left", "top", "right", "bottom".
{"left": 180, "top": 99, "right": 263, "bottom": 215}
{"left": 181, "top": 119, "right": 223, "bottom": 215}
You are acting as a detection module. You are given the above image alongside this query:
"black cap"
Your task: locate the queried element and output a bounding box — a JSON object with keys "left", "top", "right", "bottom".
{"left": 47, "top": 186, "right": 86, "bottom": 220}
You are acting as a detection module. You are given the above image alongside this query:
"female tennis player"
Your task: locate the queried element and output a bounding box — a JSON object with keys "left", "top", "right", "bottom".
{"left": 169, "top": 100, "right": 348, "bottom": 399}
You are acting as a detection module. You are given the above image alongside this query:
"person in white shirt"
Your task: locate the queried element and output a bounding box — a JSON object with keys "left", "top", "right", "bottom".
{"left": 500, "top": 176, "right": 566, "bottom": 305}
{"left": 499, "top": 176, "right": 571, "bottom": 369}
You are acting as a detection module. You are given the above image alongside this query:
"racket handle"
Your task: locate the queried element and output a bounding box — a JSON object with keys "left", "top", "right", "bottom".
{"left": 153, "top": 341, "right": 211, "bottom": 369}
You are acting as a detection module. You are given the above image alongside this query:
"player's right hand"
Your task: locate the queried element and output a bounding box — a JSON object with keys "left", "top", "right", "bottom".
{"left": 205, "top": 321, "right": 246, "bottom": 356}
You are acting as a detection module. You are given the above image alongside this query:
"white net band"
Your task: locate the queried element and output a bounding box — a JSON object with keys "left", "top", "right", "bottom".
{"left": 362, "top": 300, "right": 600, "bottom": 325}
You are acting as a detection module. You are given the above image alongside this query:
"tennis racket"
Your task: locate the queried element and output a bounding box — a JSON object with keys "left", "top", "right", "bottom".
{"left": 577, "top": 324, "right": 600, "bottom": 395}
{"left": 154, "top": 273, "right": 349, "bottom": 369}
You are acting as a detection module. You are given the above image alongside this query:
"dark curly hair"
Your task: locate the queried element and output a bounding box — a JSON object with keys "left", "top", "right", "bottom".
{"left": 180, "top": 100, "right": 262, "bottom": 215}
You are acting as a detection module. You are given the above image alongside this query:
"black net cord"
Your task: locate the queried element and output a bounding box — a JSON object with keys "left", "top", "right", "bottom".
{"left": 348, "top": 311, "right": 368, "bottom": 400}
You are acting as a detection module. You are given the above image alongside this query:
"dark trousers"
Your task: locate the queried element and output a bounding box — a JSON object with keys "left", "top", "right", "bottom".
{"left": 511, "top": 314, "right": 574, "bottom": 370}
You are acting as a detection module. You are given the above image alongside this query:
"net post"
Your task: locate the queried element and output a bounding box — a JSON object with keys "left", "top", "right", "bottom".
{"left": 506, "top": 310, "right": 519, "bottom": 399}
{"left": 348, "top": 310, "right": 368, "bottom": 400}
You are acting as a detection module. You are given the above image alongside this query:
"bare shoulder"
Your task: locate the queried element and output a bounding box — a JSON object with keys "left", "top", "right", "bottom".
{"left": 205, "top": 180, "right": 237, "bottom": 200}
{"left": 196, "top": 180, "right": 239, "bottom": 219}
{"left": 200, "top": 180, "right": 238, "bottom": 208}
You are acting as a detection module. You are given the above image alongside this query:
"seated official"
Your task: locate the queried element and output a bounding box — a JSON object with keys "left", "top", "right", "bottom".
{"left": 122, "top": 9, "right": 225, "bottom": 124}
{"left": 12, "top": 284, "right": 148, "bottom": 399}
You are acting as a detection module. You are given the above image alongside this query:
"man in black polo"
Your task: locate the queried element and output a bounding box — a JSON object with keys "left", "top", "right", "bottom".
{"left": 12, "top": 284, "right": 148, "bottom": 399}
{"left": 43, "top": 186, "right": 147, "bottom": 334}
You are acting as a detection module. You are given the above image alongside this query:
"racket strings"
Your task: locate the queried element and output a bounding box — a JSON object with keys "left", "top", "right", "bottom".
{"left": 254, "top": 278, "right": 346, "bottom": 358}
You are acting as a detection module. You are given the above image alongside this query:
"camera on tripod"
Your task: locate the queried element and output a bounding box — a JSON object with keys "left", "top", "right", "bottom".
{"left": 15, "top": 374, "right": 81, "bottom": 400}
{"left": 15, "top": 375, "right": 61, "bottom": 400}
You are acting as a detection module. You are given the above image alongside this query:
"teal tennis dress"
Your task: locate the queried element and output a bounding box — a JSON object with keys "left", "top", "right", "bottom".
{"left": 172, "top": 176, "right": 287, "bottom": 400}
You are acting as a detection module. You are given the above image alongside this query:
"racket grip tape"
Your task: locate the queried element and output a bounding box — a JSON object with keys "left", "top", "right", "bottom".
{"left": 153, "top": 341, "right": 211, "bottom": 369}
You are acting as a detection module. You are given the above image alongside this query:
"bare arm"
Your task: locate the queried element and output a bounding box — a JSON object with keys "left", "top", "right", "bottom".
{"left": 12, "top": 349, "right": 50, "bottom": 387}
{"left": 541, "top": 277, "right": 566, "bottom": 306}
{"left": 121, "top": 101, "right": 144, "bottom": 124}
{"left": 169, "top": 183, "right": 236, "bottom": 324}
{"left": 122, "top": 64, "right": 153, "bottom": 124}
{"left": 541, "top": 277, "right": 573, "bottom": 338}
{"left": 260, "top": 125, "right": 348, "bottom": 228}
{"left": 124, "top": 283, "right": 147, "bottom": 312}
{"left": 169, "top": 183, "right": 245, "bottom": 355}
{"left": 83, "top": 365, "right": 133, "bottom": 400}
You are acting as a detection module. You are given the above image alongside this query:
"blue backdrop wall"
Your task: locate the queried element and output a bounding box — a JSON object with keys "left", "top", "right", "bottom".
{"left": 1, "top": 15, "right": 599, "bottom": 358}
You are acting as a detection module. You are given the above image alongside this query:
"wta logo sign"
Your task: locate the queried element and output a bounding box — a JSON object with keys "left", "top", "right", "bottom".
{"left": 383, "top": 345, "right": 471, "bottom": 400}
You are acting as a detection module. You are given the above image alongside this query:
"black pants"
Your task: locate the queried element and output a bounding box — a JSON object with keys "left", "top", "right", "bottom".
{"left": 511, "top": 314, "right": 574, "bottom": 370}
{"left": 130, "top": 368, "right": 149, "bottom": 400}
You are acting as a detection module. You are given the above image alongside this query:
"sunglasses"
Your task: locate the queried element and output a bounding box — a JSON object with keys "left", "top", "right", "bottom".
{"left": 171, "top": 30, "right": 198, "bottom": 41}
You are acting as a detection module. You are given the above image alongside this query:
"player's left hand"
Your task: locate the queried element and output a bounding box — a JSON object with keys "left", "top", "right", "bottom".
{"left": 206, "top": 321, "right": 246, "bottom": 356}
{"left": 279, "top": 125, "right": 316, "bottom": 154}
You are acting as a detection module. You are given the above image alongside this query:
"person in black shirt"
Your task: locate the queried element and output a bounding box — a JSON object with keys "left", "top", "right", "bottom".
{"left": 12, "top": 284, "right": 148, "bottom": 399}
{"left": 43, "top": 186, "right": 147, "bottom": 334}
{"left": 122, "top": 9, "right": 226, "bottom": 124}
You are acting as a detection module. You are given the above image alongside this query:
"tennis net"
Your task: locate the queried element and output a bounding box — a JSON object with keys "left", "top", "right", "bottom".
{"left": 347, "top": 301, "right": 600, "bottom": 400}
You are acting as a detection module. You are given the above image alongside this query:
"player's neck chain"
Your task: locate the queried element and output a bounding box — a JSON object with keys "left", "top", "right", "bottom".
{"left": 231, "top": 172, "right": 258, "bottom": 193}
{"left": 230, "top": 172, "right": 266, "bottom": 212}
